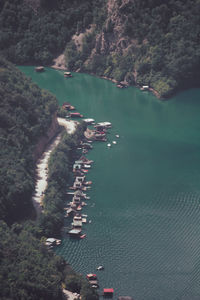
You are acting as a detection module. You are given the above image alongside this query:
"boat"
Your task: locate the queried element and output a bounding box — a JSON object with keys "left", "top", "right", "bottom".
{"left": 82, "top": 214, "right": 88, "bottom": 218}
{"left": 83, "top": 164, "right": 91, "bottom": 169}
{"left": 62, "top": 102, "right": 75, "bottom": 110}
{"left": 68, "top": 229, "right": 81, "bottom": 236}
{"left": 89, "top": 280, "right": 99, "bottom": 287}
{"left": 83, "top": 118, "right": 95, "bottom": 124}
{"left": 64, "top": 71, "right": 72, "bottom": 77}
{"left": 70, "top": 112, "right": 83, "bottom": 118}
{"left": 83, "top": 181, "right": 92, "bottom": 186}
{"left": 35, "top": 66, "right": 45, "bottom": 72}
{"left": 82, "top": 149, "right": 88, "bottom": 154}
{"left": 80, "top": 234, "right": 86, "bottom": 239}
{"left": 112, "top": 141, "right": 117, "bottom": 144}
{"left": 103, "top": 288, "right": 114, "bottom": 297}
{"left": 79, "top": 156, "right": 94, "bottom": 164}
{"left": 87, "top": 274, "right": 97, "bottom": 280}
{"left": 107, "top": 143, "right": 111, "bottom": 147}
{"left": 96, "top": 265, "right": 104, "bottom": 271}
{"left": 82, "top": 218, "right": 87, "bottom": 223}
{"left": 115, "top": 134, "right": 119, "bottom": 138}
{"left": 140, "top": 85, "right": 149, "bottom": 91}
{"left": 94, "top": 122, "right": 112, "bottom": 129}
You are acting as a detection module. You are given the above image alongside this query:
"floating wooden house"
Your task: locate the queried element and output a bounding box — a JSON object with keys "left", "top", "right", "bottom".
{"left": 64, "top": 71, "right": 72, "bottom": 77}
{"left": 76, "top": 176, "right": 85, "bottom": 183}
{"left": 87, "top": 274, "right": 97, "bottom": 280}
{"left": 72, "top": 196, "right": 81, "bottom": 204}
{"left": 103, "top": 288, "right": 114, "bottom": 297}
{"left": 73, "top": 181, "right": 82, "bottom": 189}
{"left": 35, "top": 66, "right": 45, "bottom": 72}
{"left": 62, "top": 102, "right": 75, "bottom": 110}
{"left": 68, "top": 229, "right": 81, "bottom": 236}
{"left": 94, "top": 122, "right": 112, "bottom": 130}
{"left": 140, "top": 85, "right": 149, "bottom": 91}
{"left": 70, "top": 112, "right": 83, "bottom": 118}
{"left": 72, "top": 220, "right": 82, "bottom": 228}
{"left": 83, "top": 118, "right": 95, "bottom": 124}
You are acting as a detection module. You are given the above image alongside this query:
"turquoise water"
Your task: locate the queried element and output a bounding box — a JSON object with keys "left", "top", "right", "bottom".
{"left": 19, "top": 66, "right": 200, "bottom": 300}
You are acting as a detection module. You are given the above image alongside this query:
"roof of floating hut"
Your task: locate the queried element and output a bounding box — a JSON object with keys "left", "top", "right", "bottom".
{"left": 74, "top": 190, "right": 83, "bottom": 197}
{"left": 87, "top": 274, "right": 97, "bottom": 279}
{"left": 72, "top": 220, "right": 82, "bottom": 227}
{"left": 75, "top": 160, "right": 84, "bottom": 164}
{"left": 46, "top": 238, "right": 56, "bottom": 243}
{"left": 83, "top": 118, "right": 95, "bottom": 123}
{"left": 68, "top": 229, "right": 81, "bottom": 235}
{"left": 35, "top": 66, "right": 44, "bottom": 71}
{"left": 96, "top": 122, "right": 112, "bottom": 127}
{"left": 104, "top": 288, "right": 114, "bottom": 294}
{"left": 76, "top": 176, "right": 85, "bottom": 182}
{"left": 73, "top": 163, "right": 82, "bottom": 169}
{"left": 66, "top": 208, "right": 73, "bottom": 214}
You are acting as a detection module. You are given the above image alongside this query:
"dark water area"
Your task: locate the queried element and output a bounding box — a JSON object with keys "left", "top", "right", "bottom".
{"left": 19, "top": 66, "right": 200, "bottom": 300}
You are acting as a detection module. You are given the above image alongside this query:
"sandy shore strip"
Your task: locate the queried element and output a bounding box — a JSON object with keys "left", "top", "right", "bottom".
{"left": 32, "top": 118, "right": 77, "bottom": 215}
{"left": 51, "top": 54, "right": 67, "bottom": 70}
{"left": 57, "top": 117, "right": 78, "bottom": 134}
{"left": 63, "top": 289, "right": 80, "bottom": 300}
{"left": 32, "top": 133, "right": 62, "bottom": 214}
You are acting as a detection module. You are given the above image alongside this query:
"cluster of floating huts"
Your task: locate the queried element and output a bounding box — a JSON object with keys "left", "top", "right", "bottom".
{"left": 64, "top": 118, "right": 114, "bottom": 239}
{"left": 34, "top": 67, "right": 131, "bottom": 298}
{"left": 62, "top": 109, "right": 119, "bottom": 297}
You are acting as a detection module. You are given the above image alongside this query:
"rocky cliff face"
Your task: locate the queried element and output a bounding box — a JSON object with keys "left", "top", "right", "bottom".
{"left": 33, "top": 114, "right": 60, "bottom": 161}
{"left": 65, "top": 0, "right": 137, "bottom": 86}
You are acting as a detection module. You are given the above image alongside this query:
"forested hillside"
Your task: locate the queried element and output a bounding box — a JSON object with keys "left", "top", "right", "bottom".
{"left": 0, "top": 0, "right": 199, "bottom": 97}
{"left": 0, "top": 57, "right": 98, "bottom": 299}
{"left": 0, "top": 0, "right": 103, "bottom": 64}
{"left": 65, "top": 0, "right": 200, "bottom": 97}
{"left": 0, "top": 56, "right": 58, "bottom": 224}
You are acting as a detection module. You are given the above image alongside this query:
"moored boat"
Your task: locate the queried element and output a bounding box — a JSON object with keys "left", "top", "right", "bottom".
{"left": 64, "top": 71, "right": 72, "bottom": 77}
{"left": 70, "top": 112, "right": 83, "bottom": 118}
{"left": 80, "top": 233, "right": 86, "bottom": 239}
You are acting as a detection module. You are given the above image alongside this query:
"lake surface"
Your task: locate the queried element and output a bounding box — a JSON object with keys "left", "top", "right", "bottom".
{"left": 19, "top": 66, "right": 200, "bottom": 300}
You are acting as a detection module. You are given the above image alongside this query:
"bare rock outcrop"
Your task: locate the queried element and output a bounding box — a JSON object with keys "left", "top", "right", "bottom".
{"left": 33, "top": 114, "right": 60, "bottom": 161}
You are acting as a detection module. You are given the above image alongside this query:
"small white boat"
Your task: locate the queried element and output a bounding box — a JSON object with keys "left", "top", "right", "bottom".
{"left": 83, "top": 164, "right": 91, "bottom": 169}
{"left": 96, "top": 265, "right": 104, "bottom": 270}
{"left": 107, "top": 143, "right": 111, "bottom": 147}
{"left": 83, "top": 118, "right": 95, "bottom": 124}
{"left": 112, "top": 141, "right": 117, "bottom": 144}
{"left": 116, "top": 134, "right": 119, "bottom": 138}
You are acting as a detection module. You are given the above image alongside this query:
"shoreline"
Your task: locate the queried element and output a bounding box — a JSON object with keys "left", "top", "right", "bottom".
{"left": 32, "top": 118, "right": 77, "bottom": 216}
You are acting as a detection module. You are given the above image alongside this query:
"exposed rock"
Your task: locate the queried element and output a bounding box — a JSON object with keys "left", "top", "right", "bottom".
{"left": 33, "top": 113, "right": 60, "bottom": 161}
{"left": 51, "top": 54, "right": 66, "bottom": 70}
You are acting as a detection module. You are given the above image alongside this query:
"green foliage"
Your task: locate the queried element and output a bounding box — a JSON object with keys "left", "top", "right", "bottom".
{"left": 0, "top": 56, "right": 58, "bottom": 224}
{"left": 57, "top": 106, "right": 67, "bottom": 118}
{"left": 64, "top": 274, "right": 99, "bottom": 300}
{"left": 38, "top": 122, "right": 86, "bottom": 236}
{"left": 0, "top": 0, "right": 102, "bottom": 64}
{"left": 0, "top": 221, "right": 63, "bottom": 300}
{"left": 64, "top": 0, "right": 200, "bottom": 97}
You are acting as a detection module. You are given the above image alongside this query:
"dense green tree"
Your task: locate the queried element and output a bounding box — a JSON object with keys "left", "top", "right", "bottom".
{"left": 0, "top": 56, "right": 58, "bottom": 224}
